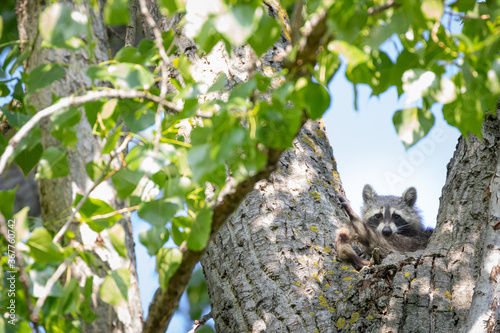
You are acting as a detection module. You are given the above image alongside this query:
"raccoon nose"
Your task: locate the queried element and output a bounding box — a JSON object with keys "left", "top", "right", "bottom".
{"left": 382, "top": 227, "right": 392, "bottom": 236}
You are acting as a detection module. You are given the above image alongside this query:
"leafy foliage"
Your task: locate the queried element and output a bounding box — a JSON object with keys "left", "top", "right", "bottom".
{"left": 0, "top": 0, "right": 499, "bottom": 332}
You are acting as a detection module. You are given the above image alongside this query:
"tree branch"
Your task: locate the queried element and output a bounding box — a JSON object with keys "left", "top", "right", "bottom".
{"left": 188, "top": 312, "right": 212, "bottom": 333}
{"left": 143, "top": 114, "right": 307, "bottom": 333}
{"left": 137, "top": 0, "right": 172, "bottom": 154}
{"left": 0, "top": 89, "right": 181, "bottom": 175}
{"left": 52, "top": 135, "right": 132, "bottom": 244}
{"left": 367, "top": 0, "right": 400, "bottom": 15}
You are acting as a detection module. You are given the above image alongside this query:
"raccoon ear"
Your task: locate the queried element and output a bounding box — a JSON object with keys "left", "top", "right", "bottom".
{"left": 362, "top": 184, "right": 376, "bottom": 202}
{"left": 402, "top": 187, "right": 417, "bottom": 206}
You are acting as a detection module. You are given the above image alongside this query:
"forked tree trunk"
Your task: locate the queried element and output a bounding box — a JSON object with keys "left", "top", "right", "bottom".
{"left": 16, "top": 1, "right": 142, "bottom": 332}
{"left": 201, "top": 113, "right": 500, "bottom": 332}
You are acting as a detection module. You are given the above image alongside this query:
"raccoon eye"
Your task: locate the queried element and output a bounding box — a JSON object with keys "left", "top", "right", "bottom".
{"left": 374, "top": 213, "right": 382, "bottom": 219}
{"left": 393, "top": 214, "right": 401, "bottom": 220}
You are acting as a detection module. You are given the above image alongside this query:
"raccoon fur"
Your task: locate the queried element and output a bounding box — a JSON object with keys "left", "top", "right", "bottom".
{"left": 335, "top": 184, "right": 433, "bottom": 270}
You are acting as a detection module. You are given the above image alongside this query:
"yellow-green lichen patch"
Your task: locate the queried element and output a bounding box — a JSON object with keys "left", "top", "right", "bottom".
{"left": 314, "top": 330, "right": 319, "bottom": 333}
{"left": 350, "top": 312, "right": 360, "bottom": 324}
{"left": 309, "top": 312, "right": 314, "bottom": 317}
{"left": 326, "top": 270, "right": 333, "bottom": 275}
{"left": 277, "top": 169, "right": 282, "bottom": 173}
{"left": 293, "top": 280, "right": 302, "bottom": 287}
{"left": 328, "top": 306, "right": 335, "bottom": 313}
{"left": 310, "top": 191, "right": 321, "bottom": 201}
{"left": 343, "top": 277, "right": 352, "bottom": 281}
{"left": 313, "top": 261, "right": 319, "bottom": 267}
{"left": 404, "top": 272, "right": 410, "bottom": 277}
{"left": 332, "top": 171, "right": 340, "bottom": 178}
{"left": 332, "top": 259, "right": 337, "bottom": 262}
{"left": 349, "top": 269, "right": 358, "bottom": 273}
{"left": 315, "top": 128, "right": 324, "bottom": 138}
{"left": 310, "top": 226, "right": 319, "bottom": 232}
{"left": 366, "top": 315, "right": 374, "bottom": 320}
{"left": 336, "top": 317, "right": 345, "bottom": 328}
{"left": 325, "top": 284, "right": 330, "bottom": 288}
{"left": 335, "top": 291, "right": 340, "bottom": 294}
{"left": 312, "top": 273, "right": 320, "bottom": 282}
{"left": 341, "top": 266, "right": 349, "bottom": 270}
{"left": 323, "top": 245, "right": 331, "bottom": 253}
{"left": 302, "top": 134, "right": 317, "bottom": 152}
{"left": 445, "top": 290, "right": 452, "bottom": 299}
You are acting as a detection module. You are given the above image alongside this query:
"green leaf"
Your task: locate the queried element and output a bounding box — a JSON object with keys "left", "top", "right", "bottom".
{"left": 86, "top": 63, "right": 154, "bottom": 90}
{"left": 328, "top": 40, "right": 369, "bottom": 72}
{"left": 186, "top": 207, "right": 213, "bottom": 251}
{"left": 158, "top": 0, "right": 185, "bottom": 15}
{"left": 114, "top": 46, "right": 146, "bottom": 65}
{"left": 456, "top": 0, "right": 476, "bottom": 12}
{"left": 15, "top": 143, "right": 43, "bottom": 176}
{"left": 108, "top": 223, "right": 127, "bottom": 258}
{"left": 248, "top": 11, "right": 281, "bottom": 56}
{"left": 100, "top": 268, "right": 130, "bottom": 306}
{"left": 442, "top": 95, "right": 484, "bottom": 137}
{"left": 139, "top": 226, "right": 169, "bottom": 256}
{"left": 36, "top": 147, "right": 70, "bottom": 179}
{"left": 138, "top": 199, "right": 179, "bottom": 228}
{"left": 25, "top": 63, "right": 66, "bottom": 94}
{"left": 0, "top": 187, "right": 17, "bottom": 219}
{"left": 85, "top": 160, "right": 107, "bottom": 181}
{"left": 217, "top": 5, "right": 255, "bottom": 45}
{"left": 50, "top": 106, "right": 81, "bottom": 147}
{"left": 79, "top": 277, "right": 98, "bottom": 323}
{"left": 171, "top": 215, "right": 193, "bottom": 246}
{"left": 102, "top": 123, "right": 123, "bottom": 154}
{"left": 313, "top": 50, "right": 340, "bottom": 85}
{"left": 74, "top": 194, "right": 123, "bottom": 232}
{"left": 194, "top": 18, "right": 224, "bottom": 54}
{"left": 26, "top": 228, "right": 65, "bottom": 263}
{"left": 156, "top": 248, "right": 182, "bottom": 290}
{"left": 120, "top": 99, "right": 156, "bottom": 132}
{"left": 59, "top": 278, "right": 80, "bottom": 314}
{"left": 393, "top": 107, "right": 435, "bottom": 149}
{"left": 104, "top": 0, "right": 129, "bottom": 26}
{"left": 39, "top": 3, "right": 87, "bottom": 50}
{"left": 111, "top": 168, "right": 144, "bottom": 199}
{"left": 295, "top": 80, "right": 331, "bottom": 119}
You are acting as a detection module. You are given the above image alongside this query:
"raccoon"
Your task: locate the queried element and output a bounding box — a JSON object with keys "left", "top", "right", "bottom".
{"left": 335, "top": 184, "right": 433, "bottom": 270}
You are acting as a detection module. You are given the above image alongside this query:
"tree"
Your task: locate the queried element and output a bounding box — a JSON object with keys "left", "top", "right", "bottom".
{"left": 0, "top": 0, "right": 499, "bottom": 332}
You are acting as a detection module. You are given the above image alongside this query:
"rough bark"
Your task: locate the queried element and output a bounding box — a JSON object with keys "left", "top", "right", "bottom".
{"left": 202, "top": 112, "right": 500, "bottom": 331}
{"left": 16, "top": 1, "right": 142, "bottom": 332}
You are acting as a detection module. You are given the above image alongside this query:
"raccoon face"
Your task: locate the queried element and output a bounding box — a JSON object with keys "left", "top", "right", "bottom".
{"left": 361, "top": 185, "right": 421, "bottom": 237}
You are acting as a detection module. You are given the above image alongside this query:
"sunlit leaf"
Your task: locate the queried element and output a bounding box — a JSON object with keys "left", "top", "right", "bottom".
{"left": 104, "top": 0, "right": 129, "bottom": 26}
{"left": 26, "top": 228, "right": 64, "bottom": 263}
{"left": 100, "top": 268, "right": 130, "bottom": 306}
{"left": 36, "top": 147, "right": 70, "bottom": 179}
{"left": 156, "top": 248, "right": 182, "bottom": 290}
{"left": 393, "top": 107, "right": 435, "bottom": 149}
{"left": 25, "top": 63, "right": 66, "bottom": 94}
{"left": 39, "top": 3, "right": 87, "bottom": 50}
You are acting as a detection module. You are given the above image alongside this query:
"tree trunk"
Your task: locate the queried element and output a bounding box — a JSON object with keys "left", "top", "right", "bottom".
{"left": 202, "top": 111, "right": 500, "bottom": 332}
{"left": 16, "top": 1, "right": 143, "bottom": 331}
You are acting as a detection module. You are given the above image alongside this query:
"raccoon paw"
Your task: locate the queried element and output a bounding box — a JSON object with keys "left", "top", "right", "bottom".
{"left": 370, "top": 247, "right": 383, "bottom": 265}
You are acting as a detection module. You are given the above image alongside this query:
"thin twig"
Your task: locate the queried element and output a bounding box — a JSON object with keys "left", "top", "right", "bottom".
{"left": 0, "top": 89, "right": 180, "bottom": 175}
{"left": 367, "top": 0, "right": 400, "bottom": 15}
{"left": 90, "top": 205, "right": 140, "bottom": 220}
{"left": 187, "top": 312, "right": 213, "bottom": 333}
{"left": 0, "top": 213, "right": 39, "bottom": 330}
{"left": 52, "top": 136, "right": 132, "bottom": 244}
{"left": 32, "top": 251, "right": 78, "bottom": 315}
{"left": 137, "top": 0, "right": 172, "bottom": 154}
